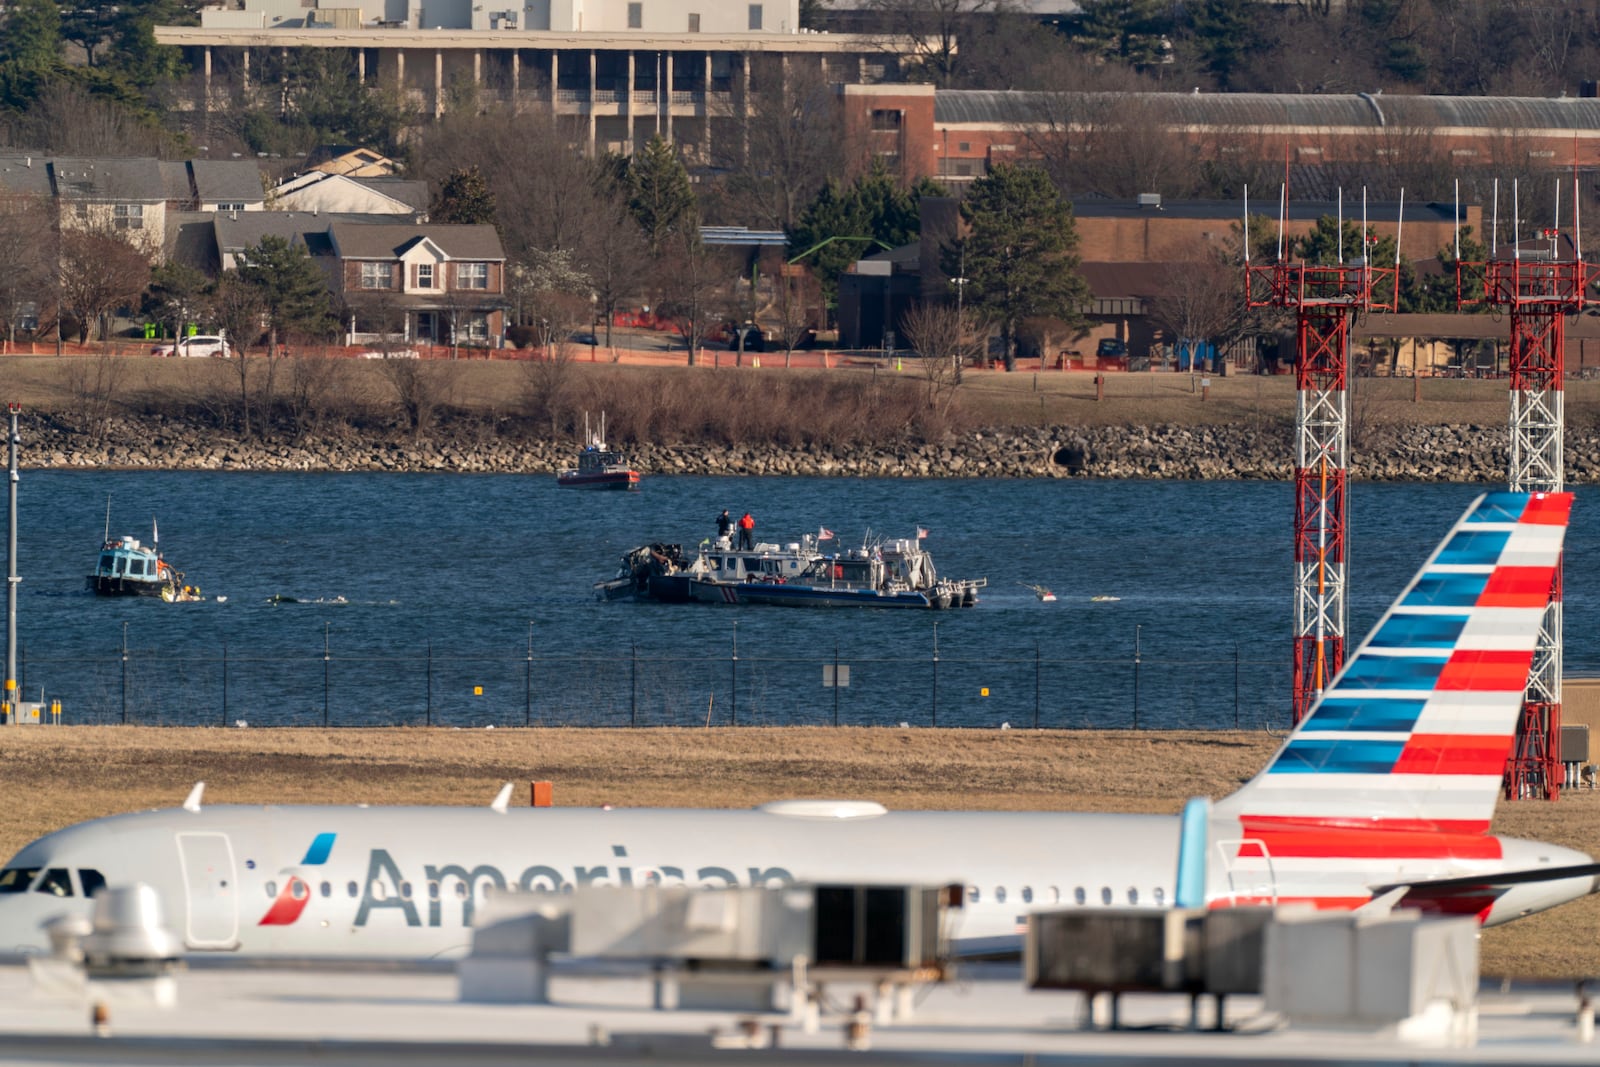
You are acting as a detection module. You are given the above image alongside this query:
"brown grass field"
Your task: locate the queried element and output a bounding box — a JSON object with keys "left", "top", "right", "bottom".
{"left": 2, "top": 352, "right": 1592, "bottom": 435}
{"left": 5, "top": 696, "right": 1600, "bottom": 979}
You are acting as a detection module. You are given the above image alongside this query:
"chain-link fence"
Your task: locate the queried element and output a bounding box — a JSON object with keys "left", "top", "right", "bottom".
{"left": 22, "top": 635, "right": 1289, "bottom": 730}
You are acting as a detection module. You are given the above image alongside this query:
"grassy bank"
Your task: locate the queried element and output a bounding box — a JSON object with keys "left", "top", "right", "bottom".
{"left": 0, "top": 353, "right": 1569, "bottom": 448}
{"left": 3, "top": 723, "right": 1597, "bottom": 979}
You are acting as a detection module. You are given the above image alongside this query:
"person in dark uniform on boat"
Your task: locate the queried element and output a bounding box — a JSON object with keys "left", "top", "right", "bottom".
{"left": 738, "top": 512, "right": 755, "bottom": 550}
{"left": 717, "top": 510, "right": 734, "bottom": 543}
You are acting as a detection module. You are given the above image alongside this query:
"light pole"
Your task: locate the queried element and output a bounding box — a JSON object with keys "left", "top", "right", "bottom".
{"left": 951, "top": 272, "right": 968, "bottom": 385}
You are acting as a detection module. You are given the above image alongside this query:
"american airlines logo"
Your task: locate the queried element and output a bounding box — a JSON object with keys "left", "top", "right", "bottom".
{"left": 261, "top": 837, "right": 796, "bottom": 929}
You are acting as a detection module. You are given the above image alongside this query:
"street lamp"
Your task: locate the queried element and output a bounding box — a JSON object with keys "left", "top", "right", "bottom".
{"left": 951, "top": 273, "right": 968, "bottom": 384}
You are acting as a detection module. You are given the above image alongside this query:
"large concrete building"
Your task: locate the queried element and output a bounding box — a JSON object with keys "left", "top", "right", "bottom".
{"left": 159, "top": 0, "right": 901, "bottom": 156}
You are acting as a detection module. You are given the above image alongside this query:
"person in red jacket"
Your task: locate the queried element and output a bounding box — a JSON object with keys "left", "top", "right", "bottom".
{"left": 737, "top": 511, "right": 755, "bottom": 550}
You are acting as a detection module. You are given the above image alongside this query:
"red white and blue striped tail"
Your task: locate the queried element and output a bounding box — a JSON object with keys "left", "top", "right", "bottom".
{"left": 1215, "top": 490, "right": 1572, "bottom": 834}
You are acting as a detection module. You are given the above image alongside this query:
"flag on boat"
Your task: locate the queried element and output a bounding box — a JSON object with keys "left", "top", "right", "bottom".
{"left": 819, "top": 527, "right": 835, "bottom": 540}
{"left": 916, "top": 526, "right": 928, "bottom": 539}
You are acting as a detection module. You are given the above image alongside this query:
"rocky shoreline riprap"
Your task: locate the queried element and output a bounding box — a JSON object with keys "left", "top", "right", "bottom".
{"left": 19, "top": 414, "right": 1573, "bottom": 482}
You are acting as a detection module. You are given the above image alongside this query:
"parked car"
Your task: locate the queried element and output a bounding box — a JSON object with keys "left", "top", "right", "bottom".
{"left": 1095, "top": 338, "right": 1128, "bottom": 358}
{"left": 152, "top": 335, "right": 230, "bottom": 358}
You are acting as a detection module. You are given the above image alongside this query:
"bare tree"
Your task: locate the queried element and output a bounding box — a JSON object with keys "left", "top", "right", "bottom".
{"left": 900, "top": 300, "right": 978, "bottom": 416}
{"left": 57, "top": 229, "right": 151, "bottom": 342}
{"left": 1146, "top": 239, "right": 1255, "bottom": 367}
{"left": 0, "top": 195, "right": 55, "bottom": 345}
{"left": 772, "top": 266, "right": 819, "bottom": 368}
{"left": 376, "top": 358, "right": 460, "bottom": 440}
{"left": 3, "top": 84, "right": 188, "bottom": 158}
{"left": 63, "top": 350, "right": 127, "bottom": 443}
{"left": 209, "top": 274, "right": 269, "bottom": 437}
{"left": 715, "top": 60, "right": 850, "bottom": 232}
{"left": 860, "top": 0, "right": 1015, "bottom": 88}
{"left": 280, "top": 355, "right": 348, "bottom": 442}
{"left": 657, "top": 232, "right": 729, "bottom": 366}
{"left": 414, "top": 109, "right": 609, "bottom": 259}
{"left": 577, "top": 190, "right": 650, "bottom": 352}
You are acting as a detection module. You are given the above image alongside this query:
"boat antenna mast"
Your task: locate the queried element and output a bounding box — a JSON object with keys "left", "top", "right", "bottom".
{"left": 103, "top": 496, "right": 111, "bottom": 543}
{"left": 152, "top": 515, "right": 160, "bottom": 559}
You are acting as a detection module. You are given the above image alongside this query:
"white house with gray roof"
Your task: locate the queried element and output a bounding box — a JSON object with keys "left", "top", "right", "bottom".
{"left": 270, "top": 170, "right": 427, "bottom": 217}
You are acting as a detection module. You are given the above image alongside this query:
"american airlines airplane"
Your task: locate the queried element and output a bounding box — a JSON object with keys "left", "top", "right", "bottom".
{"left": 0, "top": 491, "right": 1594, "bottom": 961}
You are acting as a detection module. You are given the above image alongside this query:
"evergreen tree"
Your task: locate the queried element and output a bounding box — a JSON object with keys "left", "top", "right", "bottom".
{"left": 0, "top": 0, "right": 63, "bottom": 110}
{"left": 1078, "top": 0, "right": 1173, "bottom": 68}
{"left": 788, "top": 162, "right": 944, "bottom": 317}
{"left": 431, "top": 165, "right": 497, "bottom": 225}
{"left": 950, "top": 162, "right": 1090, "bottom": 368}
{"left": 1293, "top": 215, "right": 1420, "bottom": 311}
{"left": 236, "top": 235, "right": 335, "bottom": 351}
{"left": 1186, "top": 0, "right": 1271, "bottom": 90}
{"left": 60, "top": 4, "right": 117, "bottom": 67}
{"left": 627, "top": 135, "right": 697, "bottom": 257}
{"left": 104, "top": 0, "right": 189, "bottom": 90}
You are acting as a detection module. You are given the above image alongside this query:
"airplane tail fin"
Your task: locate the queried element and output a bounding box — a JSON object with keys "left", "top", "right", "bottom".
{"left": 1214, "top": 490, "right": 1571, "bottom": 834}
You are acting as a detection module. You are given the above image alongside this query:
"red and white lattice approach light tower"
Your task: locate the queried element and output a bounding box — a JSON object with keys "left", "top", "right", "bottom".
{"left": 1246, "top": 197, "right": 1399, "bottom": 724}
{"left": 1459, "top": 213, "right": 1590, "bottom": 799}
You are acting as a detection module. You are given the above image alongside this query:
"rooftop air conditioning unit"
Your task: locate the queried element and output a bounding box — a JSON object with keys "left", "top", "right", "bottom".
{"left": 1137, "top": 192, "right": 1162, "bottom": 209}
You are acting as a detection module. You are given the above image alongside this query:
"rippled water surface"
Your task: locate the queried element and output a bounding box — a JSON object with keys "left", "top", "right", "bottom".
{"left": 11, "top": 473, "right": 1594, "bottom": 728}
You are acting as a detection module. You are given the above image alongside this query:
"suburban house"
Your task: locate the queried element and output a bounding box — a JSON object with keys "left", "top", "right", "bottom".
{"left": 306, "top": 146, "right": 403, "bottom": 177}
{"left": 327, "top": 222, "right": 508, "bottom": 347}
{"left": 270, "top": 170, "right": 428, "bottom": 217}
{"left": 159, "top": 158, "right": 268, "bottom": 212}
{"left": 0, "top": 154, "right": 272, "bottom": 263}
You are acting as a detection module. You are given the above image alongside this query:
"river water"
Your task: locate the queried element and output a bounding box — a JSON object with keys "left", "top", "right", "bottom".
{"left": 11, "top": 473, "right": 1596, "bottom": 729}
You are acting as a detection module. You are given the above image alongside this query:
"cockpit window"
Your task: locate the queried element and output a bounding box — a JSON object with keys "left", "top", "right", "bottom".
{"left": 79, "top": 869, "right": 107, "bottom": 898}
{"left": 35, "top": 868, "right": 72, "bottom": 897}
{"left": 0, "top": 867, "right": 38, "bottom": 893}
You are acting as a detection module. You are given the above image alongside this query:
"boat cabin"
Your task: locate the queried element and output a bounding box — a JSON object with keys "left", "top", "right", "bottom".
{"left": 699, "top": 542, "right": 813, "bottom": 581}
{"left": 95, "top": 538, "right": 162, "bottom": 582}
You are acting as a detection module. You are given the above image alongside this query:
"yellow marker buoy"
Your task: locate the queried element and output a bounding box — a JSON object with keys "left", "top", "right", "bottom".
{"left": 473, "top": 686, "right": 483, "bottom": 696}
{"left": 980, "top": 687, "right": 989, "bottom": 697}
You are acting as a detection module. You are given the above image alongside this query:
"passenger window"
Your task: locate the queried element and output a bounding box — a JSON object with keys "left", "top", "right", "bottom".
{"left": 1021, "top": 886, "right": 1033, "bottom": 904}
{"left": 994, "top": 886, "right": 1006, "bottom": 904}
{"left": 79, "top": 869, "right": 106, "bottom": 898}
{"left": 1048, "top": 886, "right": 1059, "bottom": 904}
{"left": 1100, "top": 887, "right": 1112, "bottom": 905}
{"left": 320, "top": 881, "right": 331, "bottom": 898}
{"left": 401, "top": 881, "right": 413, "bottom": 899}
{"left": 347, "top": 881, "right": 359, "bottom": 897}
{"left": 455, "top": 882, "right": 468, "bottom": 899}
{"left": 291, "top": 880, "right": 308, "bottom": 900}
{"left": 428, "top": 881, "right": 440, "bottom": 900}
{"left": 266, "top": 880, "right": 278, "bottom": 898}
{"left": 1154, "top": 887, "right": 1165, "bottom": 905}
{"left": 1073, "top": 887, "right": 1086, "bottom": 905}
{"left": 370, "top": 881, "right": 387, "bottom": 901}
{"left": 0, "top": 868, "right": 40, "bottom": 893}
{"left": 967, "top": 886, "right": 980, "bottom": 904}
{"left": 130, "top": 559, "right": 145, "bottom": 576}
{"left": 1127, "top": 887, "right": 1139, "bottom": 905}
{"left": 35, "top": 869, "right": 72, "bottom": 897}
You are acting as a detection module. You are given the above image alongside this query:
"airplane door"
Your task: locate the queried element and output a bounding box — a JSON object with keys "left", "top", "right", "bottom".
{"left": 176, "top": 832, "right": 241, "bottom": 950}
{"left": 1214, "top": 838, "right": 1278, "bottom": 907}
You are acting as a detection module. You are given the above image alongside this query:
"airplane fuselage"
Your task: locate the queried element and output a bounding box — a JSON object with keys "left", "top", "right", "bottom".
{"left": 1, "top": 801, "right": 1589, "bottom": 960}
